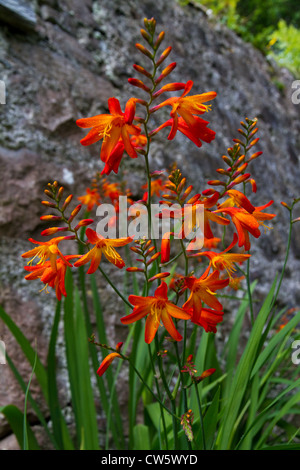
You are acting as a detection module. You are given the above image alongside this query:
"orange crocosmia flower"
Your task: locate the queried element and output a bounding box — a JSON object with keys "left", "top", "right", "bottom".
{"left": 24, "top": 255, "right": 79, "bottom": 301}
{"left": 186, "top": 305, "right": 224, "bottom": 333}
{"left": 251, "top": 201, "right": 276, "bottom": 228}
{"left": 130, "top": 133, "right": 147, "bottom": 149}
{"left": 201, "top": 191, "right": 230, "bottom": 240}
{"left": 78, "top": 188, "right": 101, "bottom": 212}
{"left": 101, "top": 131, "right": 147, "bottom": 176}
{"left": 203, "top": 237, "right": 221, "bottom": 249}
{"left": 215, "top": 201, "right": 275, "bottom": 251}
{"left": 73, "top": 228, "right": 132, "bottom": 274}
{"left": 76, "top": 97, "right": 141, "bottom": 165}
{"left": 214, "top": 207, "right": 260, "bottom": 251}
{"left": 183, "top": 268, "right": 229, "bottom": 324}
{"left": 218, "top": 189, "right": 255, "bottom": 214}
{"left": 97, "top": 342, "right": 123, "bottom": 377}
{"left": 151, "top": 115, "right": 216, "bottom": 148}
{"left": 102, "top": 180, "right": 122, "bottom": 204}
{"left": 151, "top": 80, "right": 216, "bottom": 142}
{"left": 120, "top": 281, "right": 191, "bottom": 344}
{"left": 21, "top": 236, "right": 75, "bottom": 272}
{"left": 101, "top": 140, "right": 125, "bottom": 175}
{"left": 197, "top": 233, "right": 251, "bottom": 278}
{"left": 160, "top": 191, "right": 228, "bottom": 242}
{"left": 228, "top": 275, "right": 245, "bottom": 290}
{"left": 142, "top": 178, "right": 165, "bottom": 197}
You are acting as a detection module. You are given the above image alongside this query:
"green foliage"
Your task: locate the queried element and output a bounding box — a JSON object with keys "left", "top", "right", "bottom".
{"left": 268, "top": 20, "right": 300, "bottom": 76}
{"left": 191, "top": 0, "right": 300, "bottom": 75}
{"left": 1, "top": 266, "right": 300, "bottom": 449}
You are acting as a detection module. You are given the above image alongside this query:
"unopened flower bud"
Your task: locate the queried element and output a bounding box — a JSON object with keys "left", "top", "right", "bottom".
{"left": 160, "top": 237, "right": 171, "bottom": 264}
{"left": 154, "top": 31, "right": 165, "bottom": 50}
{"left": 41, "top": 226, "right": 69, "bottom": 236}
{"left": 133, "top": 64, "right": 152, "bottom": 78}
{"left": 146, "top": 252, "right": 160, "bottom": 266}
{"left": 126, "top": 267, "right": 145, "bottom": 272}
{"left": 41, "top": 200, "right": 57, "bottom": 208}
{"left": 68, "top": 204, "right": 82, "bottom": 223}
{"left": 156, "top": 46, "right": 172, "bottom": 66}
{"left": 148, "top": 272, "right": 170, "bottom": 282}
{"left": 44, "top": 189, "right": 55, "bottom": 199}
{"left": 128, "top": 78, "right": 150, "bottom": 92}
{"left": 74, "top": 218, "right": 94, "bottom": 231}
{"left": 155, "top": 62, "right": 176, "bottom": 84}
{"left": 135, "top": 43, "right": 152, "bottom": 59}
{"left": 62, "top": 194, "right": 73, "bottom": 211}
{"left": 40, "top": 215, "right": 62, "bottom": 221}
{"left": 57, "top": 186, "right": 64, "bottom": 201}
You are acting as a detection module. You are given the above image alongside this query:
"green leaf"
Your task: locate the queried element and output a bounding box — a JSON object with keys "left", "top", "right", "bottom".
{"left": 0, "top": 306, "right": 48, "bottom": 403}
{"left": 133, "top": 424, "right": 151, "bottom": 450}
{"left": 194, "top": 386, "right": 220, "bottom": 450}
{"left": 5, "top": 351, "right": 58, "bottom": 448}
{"left": 251, "top": 309, "right": 300, "bottom": 378}
{"left": 0, "top": 405, "right": 40, "bottom": 450}
{"left": 90, "top": 273, "right": 125, "bottom": 450}
{"left": 23, "top": 342, "right": 38, "bottom": 450}
{"left": 63, "top": 269, "right": 99, "bottom": 449}
{"left": 216, "top": 277, "right": 277, "bottom": 449}
{"left": 47, "top": 300, "right": 74, "bottom": 450}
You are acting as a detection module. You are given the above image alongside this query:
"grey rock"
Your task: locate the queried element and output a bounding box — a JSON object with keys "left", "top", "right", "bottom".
{"left": 0, "top": 0, "right": 37, "bottom": 32}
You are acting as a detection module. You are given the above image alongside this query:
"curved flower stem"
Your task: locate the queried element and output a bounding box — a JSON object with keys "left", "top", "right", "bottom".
{"left": 125, "top": 351, "right": 178, "bottom": 421}
{"left": 98, "top": 265, "right": 132, "bottom": 309}
{"left": 90, "top": 336, "right": 178, "bottom": 421}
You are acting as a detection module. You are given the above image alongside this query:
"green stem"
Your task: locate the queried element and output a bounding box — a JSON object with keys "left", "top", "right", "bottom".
{"left": 173, "top": 341, "right": 192, "bottom": 450}
{"left": 154, "top": 335, "right": 179, "bottom": 447}
{"left": 98, "top": 265, "right": 132, "bottom": 309}
{"left": 246, "top": 253, "right": 254, "bottom": 324}
{"left": 127, "top": 352, "right": 178, "bottom": 420}
{"left": 194, "top": 382, "right": 206, "bottom": 450}
{"left": 147, "top": 343, "right": 169, "bottom": 450}
{"left": 271, "top": 202, "right": 295, "bottom": 308}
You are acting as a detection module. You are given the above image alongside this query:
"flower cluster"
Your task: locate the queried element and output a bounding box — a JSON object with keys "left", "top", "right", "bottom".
{"left": 22, "top": 17, "right": 276, "bottom": 383}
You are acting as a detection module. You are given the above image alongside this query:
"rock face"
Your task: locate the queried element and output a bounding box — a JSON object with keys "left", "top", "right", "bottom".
{"left": 0, "top": 0, "right": 299, "bottom": 449}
